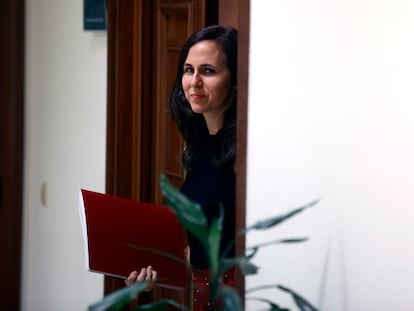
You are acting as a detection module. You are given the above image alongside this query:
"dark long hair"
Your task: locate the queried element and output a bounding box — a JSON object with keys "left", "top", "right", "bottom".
{"left": 168, "top": 25, "right": 238, "bottom": 170}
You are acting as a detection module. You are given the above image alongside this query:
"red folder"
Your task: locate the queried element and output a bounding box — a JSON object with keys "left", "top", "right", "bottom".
{"left": 79, "top": 189, "right": 187, "bottom": 289}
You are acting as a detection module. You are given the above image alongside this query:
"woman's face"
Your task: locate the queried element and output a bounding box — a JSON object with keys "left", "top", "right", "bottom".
{"left": 182, "top": 40, "right": 233, "bottom": 118}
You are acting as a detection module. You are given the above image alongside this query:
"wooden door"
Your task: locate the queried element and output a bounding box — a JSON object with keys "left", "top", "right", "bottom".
{"left": 105, "top": 0, "right": 217, "bottom": 307}
{"left": 151, "top": 0, "right": 212, "bottom": 203}
{"left": 151, "top": 2, "right": 212, "bottom": 306}
{"left": 105, "top": 0, "right": 215, "bottom": 202}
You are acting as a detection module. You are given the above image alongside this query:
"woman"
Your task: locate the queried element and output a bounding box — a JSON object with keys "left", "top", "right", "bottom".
{"left": 126, "top": 25, "right": 238, "bottom": 310}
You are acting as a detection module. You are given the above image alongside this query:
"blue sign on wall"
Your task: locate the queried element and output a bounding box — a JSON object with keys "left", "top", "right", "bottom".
{"left": 84, "top": 0, "right": 106, "bottom": 31}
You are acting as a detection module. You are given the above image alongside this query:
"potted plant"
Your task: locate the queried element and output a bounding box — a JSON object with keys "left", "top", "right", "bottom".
{"left": 88, "top": 175, "right": 319, "bottom": 311}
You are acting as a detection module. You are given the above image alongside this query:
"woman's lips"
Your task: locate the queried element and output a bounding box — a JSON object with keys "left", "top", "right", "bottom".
{"left": 190, "top": 94, "right": 206, "bottom": 99}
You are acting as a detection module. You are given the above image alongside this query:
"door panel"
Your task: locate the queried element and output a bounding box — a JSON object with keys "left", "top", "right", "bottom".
{"left": 152, "top": 0, "right": 206, "bottom": 204}
{"left": 151, "top": 2, "right": 207, "bottom": 307}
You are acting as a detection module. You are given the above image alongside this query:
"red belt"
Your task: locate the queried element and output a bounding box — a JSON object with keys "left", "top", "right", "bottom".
{"left": 190, "top": 268, "right": 235, "bottom": 311}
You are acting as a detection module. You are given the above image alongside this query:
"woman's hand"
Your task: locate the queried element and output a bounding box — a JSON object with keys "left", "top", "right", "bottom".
{"left": 125, "top": 266, "right": 157, "bottom": 291}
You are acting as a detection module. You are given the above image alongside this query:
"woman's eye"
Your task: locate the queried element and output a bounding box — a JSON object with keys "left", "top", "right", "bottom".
{"left": 183, "top": 67, "right": 194, "bottom": 74}
{"left": 203, "top": 68, "right": 216, "bottom": 75}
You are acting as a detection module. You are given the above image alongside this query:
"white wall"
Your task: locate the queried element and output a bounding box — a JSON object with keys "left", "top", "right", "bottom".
{"left": 247, "top": 1, "right": 414, "bottom": 310}
{"left": 22, "top": 1, "right": 106, "bottom": 310}
{"left": 21, "top": 1, "right": 414, "bottom": 310}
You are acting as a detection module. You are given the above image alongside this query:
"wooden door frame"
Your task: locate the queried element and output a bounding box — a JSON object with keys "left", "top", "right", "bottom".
{"left": 230, "top": 0, "right": 250, "bottom": 298}
{"left": 104, "top": 0, "right": 151, "bottom": 294}
{"left": 105, "top": 0, "right": 250, "bottom": 300}
{"left": 0, "top": 0, "right": 25, "bottom": 310}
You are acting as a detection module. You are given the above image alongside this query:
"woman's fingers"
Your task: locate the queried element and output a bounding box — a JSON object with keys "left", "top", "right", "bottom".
{"left": 151, "top": 269, "right": 157, "bottom": 280}
{"left": 137, "top": 267, "right": 147, "bottom": 281}
{"left": 124, "top": 266, "right": 157, "bottom": 291}
{"left": 124, "top": 270, "right": 138, "bottom": 286}
{"left": 144, "top": 266, "right": 157, "bottom": 291}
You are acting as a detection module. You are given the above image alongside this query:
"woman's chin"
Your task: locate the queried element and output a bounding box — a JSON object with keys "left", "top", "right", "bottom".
{"left": 190, "top": 105, "right": 206, "bottom": 115}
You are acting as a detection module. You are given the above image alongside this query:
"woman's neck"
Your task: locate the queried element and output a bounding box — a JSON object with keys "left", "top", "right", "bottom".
{"left": 203, "top": 113, "right": 222, "bottom": 135}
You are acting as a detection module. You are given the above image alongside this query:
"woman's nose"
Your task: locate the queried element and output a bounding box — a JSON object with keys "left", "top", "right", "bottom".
{"left": 191, "top": 73, "right": 202, "bottom": 87}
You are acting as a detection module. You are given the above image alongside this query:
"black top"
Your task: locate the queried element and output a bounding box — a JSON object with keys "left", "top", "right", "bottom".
{"left": 180, "top": 133, "right": 236, "bottom": 269}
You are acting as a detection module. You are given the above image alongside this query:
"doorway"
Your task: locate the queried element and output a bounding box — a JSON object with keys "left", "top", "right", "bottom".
{"left": 104, "top": 0, "right": 249, "bottom": 306}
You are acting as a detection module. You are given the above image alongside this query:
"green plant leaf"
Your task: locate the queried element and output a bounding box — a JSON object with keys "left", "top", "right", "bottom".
{"left": 160, "top": 174, "right": 209, "bottom": 250}
{"left": 160, "top": 174, "right": 206, "bottom": 226}
{"left": 244, "top": 247, "right": 259, "bottom": 260}
{"left": 277, "top": 285, "right": 319, "bottom": 311}
{"left": 237, "top": 258, "right": 259, "bottom": 275}
{"left": 208, "top": 209, "right": 223, "bottom": 275}
{"left": 246, "top": 284, "right": 319, "bottom": 310}
{"left": 219, "top": 238, "right": 309, "bottom": 278}
{"left": 247, "top": 297, "right": 290, "bottom": 311}
{"left": 221, "top": 257, "right": 259, "bottom": 276}
{"left": 217, "top": 285, "right": 244, "bottom": 311}
{"left": 246, "top": 237, "right": 309, "bottom": 251}
{"left": 123, "top": 241, "right": 187, "bottom": 266}
{"left": 221, "top": 201, "right": 318, "bottom": 261}
{"left": 88, "top": 281, "right": 149, "bottom": 311}
{"left": 243, "top": 199, "right": 319, "bottom": 233}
